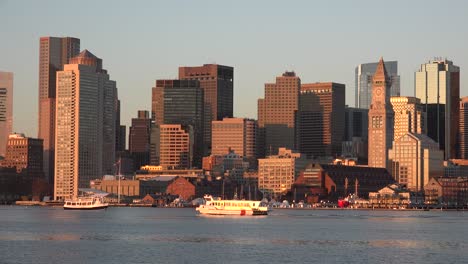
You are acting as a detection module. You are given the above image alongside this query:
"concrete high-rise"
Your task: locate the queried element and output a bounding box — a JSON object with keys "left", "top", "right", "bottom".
{"left": 152, "top": 124, "right": 193, "bottom": 169}
{"left": 54, "top": 50, "right": 117, "bottom": 200}
{"left": 368, "top": 58, "right": 394, "bottom": 169}
{"left": 129, "top": 111, "right": 151, "bottom": 171}
{"left": 390, "top": 96, "right": 425, "bottom": 142}
{"left": 342, "top": 106, "right": 368, "bottom": 161}
{"left": 355, "top": 61, "right": 400, "bottom": 109}
{"left": 212, "top": 118, "right": 257, "bottom": 160}
{"left": 0, "top": 72, "right": 13, "bottom": 157}
{"left": 258, "top": 72, "right": 300, "bottom": 156}
{"left": 458, "top": 97, "right": 468, "bottom": 159}
{"left": 38, "top": 37, "right": 80, "bottom": 185}
{"left": 179, "top": 64, "right": 233, "bottom": 152}
{"left": 415, "top": 59, "right": 460, "bottom": 159}
{"left": 297, "top": 82, "right": 345, "bottom": 158}
{"left": 151, "top": 79, "right": 204, "bottom": 167}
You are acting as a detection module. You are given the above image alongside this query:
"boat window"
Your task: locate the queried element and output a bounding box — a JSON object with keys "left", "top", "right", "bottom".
{"left": 253, "top": 203, "right": 255, "bottom": 207}
{"left": 72, "top": 203, "right": 76, "bottom": 206}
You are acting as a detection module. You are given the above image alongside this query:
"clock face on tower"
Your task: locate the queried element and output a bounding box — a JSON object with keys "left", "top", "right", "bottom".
{"left": 375, "top": 87, "right": 382, "bottom": 96}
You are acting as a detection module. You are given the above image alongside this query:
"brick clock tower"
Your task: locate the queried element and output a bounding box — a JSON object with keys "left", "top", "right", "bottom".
{"left": 368, "top": 57, "right": 394, "bottom": 169}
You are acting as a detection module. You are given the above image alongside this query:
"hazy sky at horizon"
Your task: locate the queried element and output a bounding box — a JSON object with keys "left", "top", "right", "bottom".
{"left": 1, "top": 0, "right": 467, "bottom": 137}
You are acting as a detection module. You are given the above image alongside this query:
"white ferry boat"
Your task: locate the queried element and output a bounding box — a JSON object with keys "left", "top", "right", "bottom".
{"left": 63, "top": 196, "right": 108, "bottom": 210}
{"left": 196, "top": 195, "right": 269, "bottom": 216}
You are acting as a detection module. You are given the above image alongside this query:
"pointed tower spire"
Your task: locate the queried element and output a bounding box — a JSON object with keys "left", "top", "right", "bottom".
{"left": 374, "top": 57, "right": 388, "bottom": 80}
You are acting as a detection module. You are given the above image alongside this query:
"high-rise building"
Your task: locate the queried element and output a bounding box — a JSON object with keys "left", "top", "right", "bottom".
{"left": 368, "top": 58, "right": 394, "bottom": 169}
{"left": 0, "top": 134, "right": 43, "bottom": 177}
{"left": 258, "top": 72, "right": 300, "bottom": 156}
{"left": 389, "top": 133, "right": 444, "bottom": 191}
{"left": 0, "top": 72, "right": 13, "bottom": 157}
{"left": 297, "top": 82, "right": 345, "bottom": 158}
{"left": 390, "top": 96, "right": 425, "bottom": 142}
{"left": 129, "top": 111, "right": 151, "bottom": 171}
{"left": 458, "top": 97, "right": 468, "bottom": 159}
{"left": 258, "top": 148, "right": 308, "bottom": 196}
{"left": 415, "top": 59, "right": 460, "bottom": 159}
{"left": 152, "top": 124, "right": 193, "bottom": 169}
{"left": 38, "top": 36, "right": 80, "bottom": 185}
{"left": 344, "top": 106, "right": 368, "bottom": 142}
{"left": 54, "top": 50, "right": 117, "bottom": 200}
{"left": 179, "top": 64, "right": 233, "bottom": 152}
{"left": 342, "top": 107, "right": 369, "bottom": 162}
{"left": 151, "top": 79, "right": 204, "bottom": 167}
{"left": 355, "top": 61, "right": 400, "bottom": 109}
{"left": 211, "top": 118, "right": 257, "bottom": 161}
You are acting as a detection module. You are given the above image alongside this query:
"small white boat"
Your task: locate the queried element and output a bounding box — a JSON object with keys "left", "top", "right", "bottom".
{"left": 196, "top": 195, "right": 269, "bottom": 216}
{"left": 63, "top": 196, "right": 108, "bottom": 210}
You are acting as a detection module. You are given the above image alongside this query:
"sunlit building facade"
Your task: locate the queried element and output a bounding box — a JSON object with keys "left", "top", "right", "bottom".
{"left": 0, "top": 72, "right": 13, "bottom": 157}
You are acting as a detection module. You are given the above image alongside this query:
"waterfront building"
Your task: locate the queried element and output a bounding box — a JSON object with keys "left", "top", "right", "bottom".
{"left": 444, "top": 159, "right": 468, "bottom": 177}
{"left": 90, "top": 176, "right": 195, "bottom": 200}
{"left": 424, "top": 176, "right": 468, "bottom": 206}
{"left": 388, "top": 133, "right": 444, "bottom": 192}
{"left": 54, "top": 50, "right": 117, "bottom": 200}
{"left": 0, "top": 71, "right": 13, "bottom": 157}
{"left": 368, "top": 184, "right": 411, "bottom": 207}
{"left": 355, "top": 60, "right": 400, "bottom": 109}
{"left": 368, "top": 57, "right": 394, "bottom": 169}
{"left": 212, "top": 118, "right": 257, "bottom": 161}
{"left": 297, "top": 82, "right": 345, "bottom": 158}
{"left": 258, "top": 148, "right": 308, "bottom": 196}
{"left": 151, "top": 79, "right": 204, "bottom": 166}
{"left": 415, "top": 59, "right": 460, "bottom": 159}
{"left": 38, "top": 36, "right": 80, "bottom": 185}
{"left": 292, "top": 163, "right": 395, "bottom": 202}
{"left": 0, "top": 134, "right": 43, "bottom": 177}
{"left": 390, "top": 96, "right": 425, "bottom": 142}
{"left": 179, "top": 64, "right": 234, "bottom": 152}
{"left": 152, "top": 124, "right": 193, "bottom": 170}
{"left": 258, "top": 72, "right": 300, "bottom": 156}
{"left": 129, "top": 111, "right": 151, "bottom": 170}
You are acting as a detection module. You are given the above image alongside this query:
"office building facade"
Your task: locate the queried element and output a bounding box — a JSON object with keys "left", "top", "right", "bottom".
{"left": 179, "top": 64, "right": 233, "bottom": 152}
{"left": 297, "top": 82, "right": 345, "bottom": 158}
{"left": 38, "top": 36, "right": 80, "bottom": 184}
{"left": 415, "top": 59, "right": 460, "bottom": 159}
{"left": 129, "top": 111, "right": 151, "bottom": 170}
{"left": 54, "top": 50, "right": 117, "bottom": 200}
{"left": 152, "top": 124, "right": 193, "bottom": 169}
{"left": 390, "top": 96, "right": 425, "bottom": 142}
{"left": 0, "top": 134, "right": 43, "bottom": 177}
{"left": 459, "top": 97, "right": 468, "bottom": 159}
{"left": 0, "top": 72, "right": 13, "bottom": 157}
{"left": 258, "top": 72, "right": 300, "bottom": 156}
{"left": 211, "top": 117, "right": 257, "bottom": 160}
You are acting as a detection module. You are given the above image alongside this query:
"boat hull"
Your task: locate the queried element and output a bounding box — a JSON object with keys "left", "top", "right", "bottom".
{"left": 196, "top": 206, "right": 268, "bottom": 216}
{"left": 64, "top": 205, "right": 108, "bottom": 210}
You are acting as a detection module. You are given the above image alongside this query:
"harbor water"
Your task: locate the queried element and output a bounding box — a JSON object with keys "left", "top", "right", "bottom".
{"left": 0, "top": 206, "right": 467, "bottom": 263}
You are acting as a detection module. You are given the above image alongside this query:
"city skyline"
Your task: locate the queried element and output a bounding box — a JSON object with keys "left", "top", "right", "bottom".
{"left": 1, "top": 1, "right": 467, "bottom": 138}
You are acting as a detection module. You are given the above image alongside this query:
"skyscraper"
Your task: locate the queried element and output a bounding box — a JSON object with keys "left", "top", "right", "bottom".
{"left": 297, "top": 82, "right": 345, "bottom": 158}
{"left": 129, "top": 111, "right": 151, "bottom": 171}
{"left": 54, "top": 50, "right": 116, "bottom": 200}
{"left": 38, "top": 37, "right": 80, "bottom": 185}
{"left": 151, "top": 79, "right": 204, "bottom": 167}
{"left": 415, "top": 59, "right": 460, "bottom": 159}
{"left": 258, "top": 72, "right": 300, "bottom": 156}
{"left": 212, "top": 118, "right": 257, "bottom": 160}
{"left": 368, "top": 58, "right": 394, "bottom": 169}
{"left": 390, "top": 96, "right": 425, "bottom": 142}
{"left": 458, "top": 97, "right": 468, "bottom": 159}
{"left": 179, "top": 64, "right": 233, "bottom": 153}
{"left": 355, "top": 61, "right": 400, "bottom": 109}
{"left": 0, "top": 71, "right": 13, "bottom": 157}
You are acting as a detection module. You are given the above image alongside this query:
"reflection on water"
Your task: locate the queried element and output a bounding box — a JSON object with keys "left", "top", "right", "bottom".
{"left": 0, "top": 207, "right": 467, "bottom": 264}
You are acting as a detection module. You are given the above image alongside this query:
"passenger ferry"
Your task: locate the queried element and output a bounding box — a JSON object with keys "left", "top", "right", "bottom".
{"left": 196, "top": 195, "right": 269, "bottom": 216}
{"left": 63, "top": 196, "right": 108, "bottom": 210}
